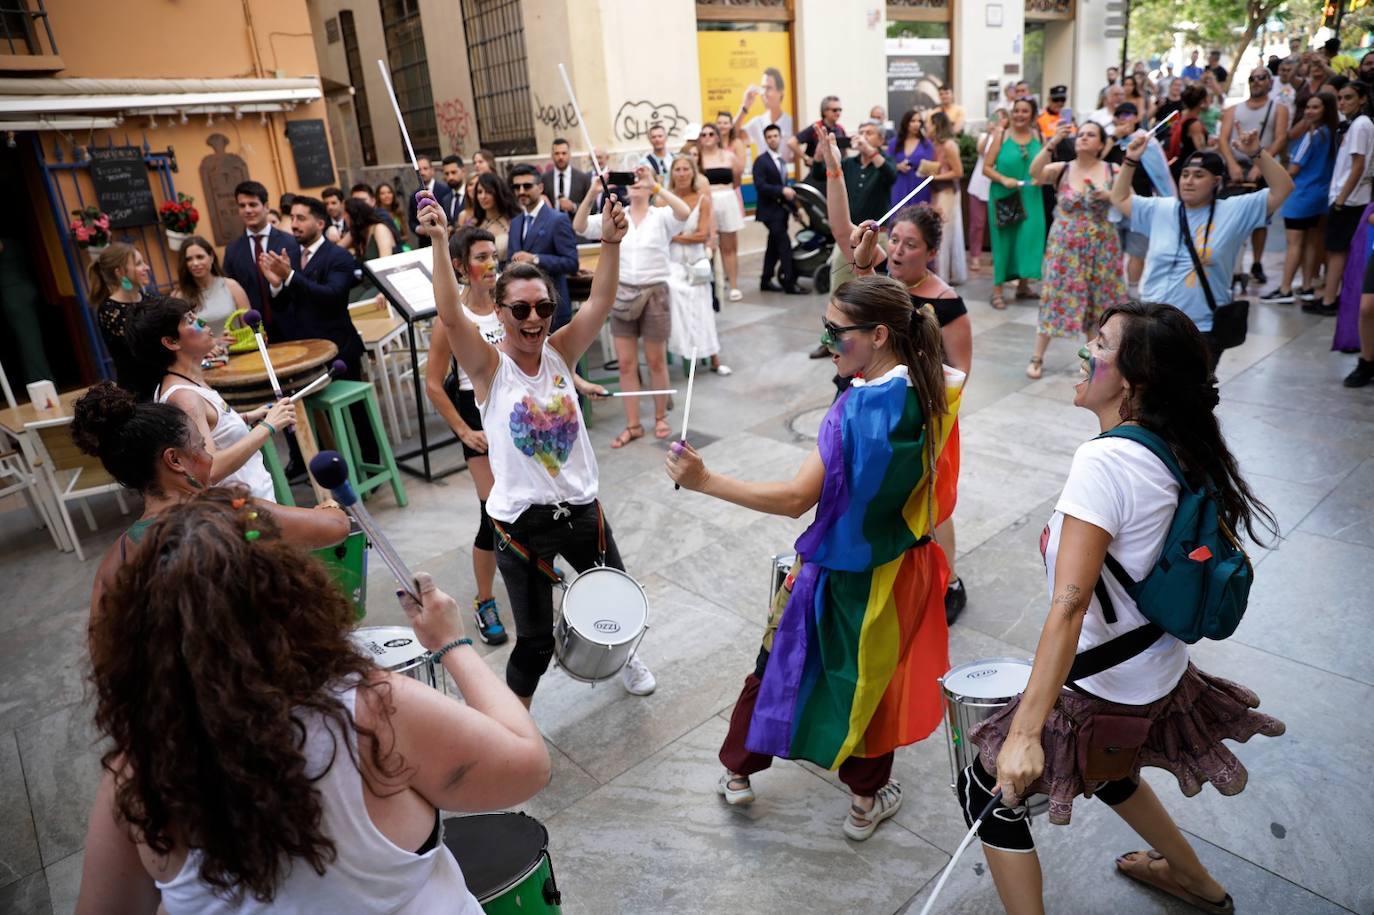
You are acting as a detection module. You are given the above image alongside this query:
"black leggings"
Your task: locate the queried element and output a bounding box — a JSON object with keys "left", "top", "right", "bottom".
{"left": 493, "top": 501, "right": 624, "bottom": 697}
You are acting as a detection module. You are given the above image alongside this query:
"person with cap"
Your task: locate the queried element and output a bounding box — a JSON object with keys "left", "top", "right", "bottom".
{"left": 1111, "top": 133, "right": 1293, "bottom": 368}
{"left": 1219, "top": 66, "right": 1291, "bottom": 288}
{"left": 1037, "top": 86, "right": 1074, "bottom": 140}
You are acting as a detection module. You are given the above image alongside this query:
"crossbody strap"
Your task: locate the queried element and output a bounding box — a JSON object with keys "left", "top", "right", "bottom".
{"left": 1065, "top": 622, "right": 1167, "bottom": 684}
{"left": 1177, "top": 200, "right": 1220, "bottom": 313}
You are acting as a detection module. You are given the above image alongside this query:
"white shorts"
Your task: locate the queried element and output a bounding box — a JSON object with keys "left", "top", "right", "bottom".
{"left": 710, "top": 187, "right": 744, "bottom": 233}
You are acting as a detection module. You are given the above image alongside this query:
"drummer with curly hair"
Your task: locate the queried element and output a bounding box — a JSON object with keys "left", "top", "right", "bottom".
{"left": 417, "top": 192, "right": 658, "bottom": 702}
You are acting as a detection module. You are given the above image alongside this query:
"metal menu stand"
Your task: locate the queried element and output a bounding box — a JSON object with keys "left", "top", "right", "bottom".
{"left": 362, "top": 248, "right": 462, "bottom": 481}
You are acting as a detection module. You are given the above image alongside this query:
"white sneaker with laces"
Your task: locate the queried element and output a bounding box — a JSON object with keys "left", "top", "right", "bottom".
{"left": 621, "top": 654, "right": 656, "bottom": 695}
{"left": 843, "top": 779, "right": 902, "bottom": 841}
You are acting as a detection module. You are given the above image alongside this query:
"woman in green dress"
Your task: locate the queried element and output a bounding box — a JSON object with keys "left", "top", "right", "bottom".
{"left": 344, "top": 197, "right": 398, "bottom": 304}
{"left": 983, "top": 98, "right": 1046, "bottom": 309}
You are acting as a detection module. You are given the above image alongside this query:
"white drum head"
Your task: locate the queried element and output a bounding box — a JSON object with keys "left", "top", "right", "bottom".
{"left": 350, "top": 626, "right": 426, "bottom": 671}
{"left": 942, "top": 657, "right": 1033, "bottom": 701}
{"left": 561, "top": 567, "right": 648, "bottom": 646}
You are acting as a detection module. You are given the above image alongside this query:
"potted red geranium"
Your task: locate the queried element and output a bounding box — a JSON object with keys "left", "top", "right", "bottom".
{"left": 159, "top": 192, "right": 200, "bottom": 251}
{"left": 69, "top": 206, "right": 112, "bottom": 261}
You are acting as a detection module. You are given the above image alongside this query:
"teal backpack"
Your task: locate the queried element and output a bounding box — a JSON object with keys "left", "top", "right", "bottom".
{"left": 1067, "top": 425, "right": 1253, "bottom": 683}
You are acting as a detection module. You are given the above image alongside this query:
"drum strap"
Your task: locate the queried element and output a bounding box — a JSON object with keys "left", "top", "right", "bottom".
{"left": 1064, "top": 622, "right": 1167, "bottom": 686}
{"left": 490, "top": 502, "right": 607, "bottom": 583}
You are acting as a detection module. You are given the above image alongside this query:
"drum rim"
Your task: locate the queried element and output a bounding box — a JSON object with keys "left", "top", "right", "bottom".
{"left": 475, "top": 851, "right": 551, "bottom": 903}
{"left": 559, "top": 566, "right": 649, "bottom": 648}
{"left": 940, "top": 656, "right": 1035, "bottom": 702}
{"left": 443, "top": 813, "right": 550, "bottom": 901}
{"left": 349, "top": 626, "right": 428, "bottom": 670}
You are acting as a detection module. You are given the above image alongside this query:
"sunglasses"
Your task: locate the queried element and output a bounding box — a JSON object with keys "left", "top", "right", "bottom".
{"left": 500, "top": 300, "right": 557, "bottom": 321}
{"left": 820, "top": 318, "right": 878, "bottom": 350}
{"left": 1249, "top": 76, "right": 1270, "bottom": 82}
{"left": 511, "top": 182, "right": 538, "bottom": 191}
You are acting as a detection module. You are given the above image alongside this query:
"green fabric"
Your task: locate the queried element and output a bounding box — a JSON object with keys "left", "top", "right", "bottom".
{"left": 987, "top": 134, "right": 1047, "bottom": 285}
{"left": 125, "top": 516, "right": 155, "bottom": 545}
{"left": 843, "top": 156, "right": 899, "bottom": 224}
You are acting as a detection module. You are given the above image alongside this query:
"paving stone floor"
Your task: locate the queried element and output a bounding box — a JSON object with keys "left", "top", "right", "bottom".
{"left": 1, "top": 242, "right": 1370, "bottom": 914}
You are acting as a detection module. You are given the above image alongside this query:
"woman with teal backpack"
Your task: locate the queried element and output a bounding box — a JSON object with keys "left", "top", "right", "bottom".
{"left": 954, "top": 301, "right": 1284, "bottom": 915}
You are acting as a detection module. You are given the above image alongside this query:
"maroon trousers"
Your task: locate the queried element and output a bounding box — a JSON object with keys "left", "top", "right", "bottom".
{"left": 718, "top": 672, "right": 894, "bottom": 796}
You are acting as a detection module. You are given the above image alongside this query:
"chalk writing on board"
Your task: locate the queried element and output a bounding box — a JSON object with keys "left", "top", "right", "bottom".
{"left": 89, "top": 147, "right": 157, "bottom": 228}
{"left": 285, "top": 119, "right": 335, "bottom": 189}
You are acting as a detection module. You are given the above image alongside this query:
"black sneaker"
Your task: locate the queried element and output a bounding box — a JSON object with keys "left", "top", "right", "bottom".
{"left": 1302, "top": 300, "right": 1340, "bottom": 316}
{"left": 944, "top": 577, "right": 967, "bottom": 626}
{"left": 1344, "top": 358, "right": 1374, "bottom": 388}
{"left": 1298, "top": 288, "right": 1318, "bottom": 302}
{"left": 1258, "top": 287, "right": 1294, "bottom": 304}
{"left": 1250, "top": 262, "right": 1267, "bottom": 285}
{"left": 473, "top": 597, "right": 509, "bottom": 645}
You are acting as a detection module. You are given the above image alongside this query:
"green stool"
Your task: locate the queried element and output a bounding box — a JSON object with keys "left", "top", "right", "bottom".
{"left": 259, "top": 439, "right": 296, "bottom": 506}
{"left": 305, "top": 380, "right": 408, "bottom": 507}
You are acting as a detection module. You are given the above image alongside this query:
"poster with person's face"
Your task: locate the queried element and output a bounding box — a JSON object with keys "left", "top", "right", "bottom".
{"left": 697, "top": 30, "right": 795, "bottom": 166}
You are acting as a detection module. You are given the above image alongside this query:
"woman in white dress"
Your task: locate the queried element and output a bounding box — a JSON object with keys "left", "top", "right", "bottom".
{"left": 665, "top": 155, "right": 731, "bottom": 375}
{"left": 176, "top": 236, "right": 249, "bottom": 334}
{"left": 927, "top": 111, "right": 968, "bottom": 286}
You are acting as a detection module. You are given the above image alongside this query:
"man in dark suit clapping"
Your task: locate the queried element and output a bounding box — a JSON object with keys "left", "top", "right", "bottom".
{"left": 506, "top": 164, "right": 580, "bottom": 329}
{"left": 752, "top": 124, "right": 800, "bottom": 293}
{"left": 222, "top": 180, "right": 301, "bottom": 338}
{"left": 407, "top": 154, "right": 453, "bottom": 248}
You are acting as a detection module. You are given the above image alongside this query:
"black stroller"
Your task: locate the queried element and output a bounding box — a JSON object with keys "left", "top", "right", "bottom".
{"left": 789, "top": 183, "right": 836, "bottom": 293}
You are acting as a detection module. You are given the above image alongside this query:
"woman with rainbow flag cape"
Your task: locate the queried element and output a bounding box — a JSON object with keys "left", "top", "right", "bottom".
{"left": 667, "top": 275, "right": 963, "bottom": 841}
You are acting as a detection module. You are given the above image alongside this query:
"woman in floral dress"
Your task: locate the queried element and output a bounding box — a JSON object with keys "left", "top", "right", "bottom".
{"left": 1025, "top": 121, "right": 1125, "bottom": 379}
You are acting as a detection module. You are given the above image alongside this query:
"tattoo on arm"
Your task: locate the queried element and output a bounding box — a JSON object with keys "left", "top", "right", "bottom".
{"left": 1053, "top": 584, "right": 1086, "bottom": 618}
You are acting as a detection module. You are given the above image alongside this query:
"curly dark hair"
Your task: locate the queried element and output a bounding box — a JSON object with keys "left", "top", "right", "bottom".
{"left": 1101, "top": 301, "right": 1277, "bottom": 545}
{"left": 91, "top": 490, "right": 403, "bottom": 904}
{"left": 890, "top": 203, "right": 944, "bottom": 256}
{"left": 469, "top": 172, "right": 520, "bottom": 225}
{"left": 72, "top": 381, "right": 190, "bottom": 494}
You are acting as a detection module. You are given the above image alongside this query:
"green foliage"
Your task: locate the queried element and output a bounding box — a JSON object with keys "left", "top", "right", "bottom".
{"left": 1127, "top": 0, "right": 1298, "bottom": 91}
{"left": 957, "top": 132, "right": 979, "bottom": 177}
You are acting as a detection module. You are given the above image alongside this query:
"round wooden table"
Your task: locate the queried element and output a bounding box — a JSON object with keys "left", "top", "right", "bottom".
{"left": 203, "top": 339, "right": 338, "bottom": 408}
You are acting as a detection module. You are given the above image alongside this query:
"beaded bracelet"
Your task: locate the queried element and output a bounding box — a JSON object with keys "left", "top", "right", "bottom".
{"left": 260, "top": 420, "right": 277, "bottom": 436}
{"left": 431, "top": 637, "right": 473, "bottom": 663}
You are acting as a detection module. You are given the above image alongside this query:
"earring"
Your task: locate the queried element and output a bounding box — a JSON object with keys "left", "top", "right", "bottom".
{"left": 1118, "top": 398, "right": 1133, "bottom": 421}
{"left": 119, "top": 275, "right": 135, "bottom": 291}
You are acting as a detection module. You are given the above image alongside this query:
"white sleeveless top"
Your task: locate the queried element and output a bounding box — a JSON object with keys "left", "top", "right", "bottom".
{"left": 456, "top": 303, "right": 505, "bottom": 391}
{"left": 156, "top": 381, "right": 276, "bottom": 502}
{"left": 479, "top": 344, "right": 598, "bottom": 523}
{"left": 198, "top": 276, "right": 237, "bottom": 333}
{"left": 155, "top": 684, "right": 481, "bottom": 914}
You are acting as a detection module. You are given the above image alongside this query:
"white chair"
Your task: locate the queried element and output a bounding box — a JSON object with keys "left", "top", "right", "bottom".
{"left": 25, "top": 417, "right": 130, "bottom": 561}
{"left": 0, "top": 447, "right": 62, "bottom": 550}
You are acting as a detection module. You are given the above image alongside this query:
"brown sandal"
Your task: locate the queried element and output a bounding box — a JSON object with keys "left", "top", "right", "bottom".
{"left": 1116, "top": 850, "right": 1234, "bottom": 914}
{"left": 611, "top": 424, "right": 644, "bottom": 449}
{"left": 654, "top": 414, "right": 672, "bottom": 440}
{"left": 991, "top": 291, "right": 1007, "bottom": 310}
{"left": 1026, "top": 356, "right": 1044, "bottom": 380}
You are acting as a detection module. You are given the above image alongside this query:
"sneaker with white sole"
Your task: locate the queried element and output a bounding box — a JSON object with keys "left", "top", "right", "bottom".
{"left": 1258, "top": 287, "right": 1294, "bottom": 304}
{"left": 843, "top": 779, "right": 902, "bottom": 841}
{"left": 717, "top": 771, "right": 755, "bottom": 806}
{"left": 621, "top": 654, "right": 656, "bottom": 695}
{"left": 728, "top": 288, "right": 743, "bottom": 302}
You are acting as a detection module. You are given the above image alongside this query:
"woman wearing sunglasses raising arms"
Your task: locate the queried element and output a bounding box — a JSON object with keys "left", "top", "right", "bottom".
{"left": 418, "top": 193, "right": 660, "bottom": 703}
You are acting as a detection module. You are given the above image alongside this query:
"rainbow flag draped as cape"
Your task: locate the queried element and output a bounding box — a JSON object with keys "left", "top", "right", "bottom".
{"left": 746, "top": 366, "right": 963, "bottom": 768}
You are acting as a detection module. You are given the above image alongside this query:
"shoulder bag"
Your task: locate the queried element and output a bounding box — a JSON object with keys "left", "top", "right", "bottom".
{"left": 1177, "top": 201, "right": 1248, "bottom": 350}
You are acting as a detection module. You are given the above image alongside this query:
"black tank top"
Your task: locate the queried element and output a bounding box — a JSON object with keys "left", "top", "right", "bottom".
{"left": 704, "top": 167, "right": 734, "bottom": 186}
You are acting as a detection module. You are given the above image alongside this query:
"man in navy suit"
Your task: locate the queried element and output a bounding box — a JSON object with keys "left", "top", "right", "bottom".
{"left": 506, "top": 163, "right": 580, "bottom": 328}
{"left": 752, "top": 124, "right": 801, "bottom": 293}
{"left": 406, "top": 154, "right": 453, "bottom": 248}
{"left": 221, "top": 180, "right": 302, "bottom": 338}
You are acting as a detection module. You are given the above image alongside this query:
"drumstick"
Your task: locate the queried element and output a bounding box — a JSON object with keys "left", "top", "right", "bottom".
{"left": 876, "top": 175, "right": 936, "bottom": 227}
{"left": 673, "top": 348, "right": 698, "bottom": 492}
{"left": 310, "top": 450, "right": 420, "bottom": 603}
{"left": 1117, "top": 111, "right": 1178, "bottom": 149}
{"left": 254, "top": 333, "right": 283, "bottom": 400}
{"left": 375, "top": 59, "right": 439, "bottom": 214}
{"left": 289, "top": 358, "right": 348, "bottom": 403}
{"left": 558, "top": 63, "right": 607, "bottom": 184}
{"left": 611, "top": 388, "right": 678, "bottom": 397}
{"left": 917, "top": 788, "right": 1004, "bottom": 915}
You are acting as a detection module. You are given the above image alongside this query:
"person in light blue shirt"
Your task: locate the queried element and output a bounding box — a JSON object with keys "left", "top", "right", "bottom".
{"left": 1111, "top": 137, "right": 1292, "bottom": 366}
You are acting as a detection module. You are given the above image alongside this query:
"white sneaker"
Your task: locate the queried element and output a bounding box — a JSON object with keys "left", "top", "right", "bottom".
{"left": 717, "top": 771, "right": 755, "bottom": 806}
{"left": 843, "top": 779, "right": 902, "bottom": 841}
{"left": 728, "top": 288, "right": 743, "bottom": 302}
{"left": 621, "top": 654, "right": 656, "bottom": 695}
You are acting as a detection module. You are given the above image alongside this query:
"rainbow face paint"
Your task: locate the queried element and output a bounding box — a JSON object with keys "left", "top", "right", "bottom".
{"left": 1077, "top": 344, "right": 1106, "bottom": 385}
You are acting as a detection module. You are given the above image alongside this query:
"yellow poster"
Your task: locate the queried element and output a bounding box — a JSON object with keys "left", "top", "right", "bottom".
{"left": 696, "top": 30, "right": 795, "bottom": 174}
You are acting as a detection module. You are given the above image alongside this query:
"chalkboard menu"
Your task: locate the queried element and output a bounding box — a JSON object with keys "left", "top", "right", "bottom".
{"left": 89, "top": 147, "right": 157, "bottom": 228}
{"left": 285, "top": 119, "right": 335, "bottom": 188}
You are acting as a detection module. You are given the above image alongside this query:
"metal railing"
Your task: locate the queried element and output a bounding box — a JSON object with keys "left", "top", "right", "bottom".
{"left": 0, "top": 0, "right": 58, "bottom": 56}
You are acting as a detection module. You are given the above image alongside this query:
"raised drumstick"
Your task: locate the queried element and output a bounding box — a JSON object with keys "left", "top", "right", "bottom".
{"left": 558, "top": 62, "right": 607, "bottom": 184}
{"left": 673, "top": 348, "right": 698, "bottom": 491}
{"left": 876, "top": 175, "right": 936, "bottom": 227}
{"left": 375, "top": 59, "right": 438, "bottom": 215}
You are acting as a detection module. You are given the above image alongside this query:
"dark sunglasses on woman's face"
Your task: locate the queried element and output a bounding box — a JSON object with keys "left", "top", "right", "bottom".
{"left": 820, "top": 318, "right": 878, "bottom": 349}
{"left": 500, "top": 300, "right": 557, "bottom": 321}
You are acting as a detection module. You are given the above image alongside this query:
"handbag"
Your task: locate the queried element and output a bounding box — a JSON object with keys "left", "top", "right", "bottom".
{"left": 686, "top": 257, "right": 713, "bottom": 286}
{"left": 1077, "top": 713, "right": 1154, "bottom": 782}
{"left": 1177, "top": 201, "right": 1248, "bottom": 350}
{"left": 994, "top": 192, "right": 1027, "bottom": 228}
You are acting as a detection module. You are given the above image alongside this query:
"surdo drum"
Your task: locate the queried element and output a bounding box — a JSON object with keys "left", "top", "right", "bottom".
{"left": 443, "top": 812, "right": 562, "bottom": 913}
{"left": 553, "top": 566, "right": 649, "bottom": 683}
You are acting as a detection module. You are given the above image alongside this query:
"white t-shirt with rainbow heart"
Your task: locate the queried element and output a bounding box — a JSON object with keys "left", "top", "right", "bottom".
{"left": 480, "top": 344, "right": 598, "bottom": 523}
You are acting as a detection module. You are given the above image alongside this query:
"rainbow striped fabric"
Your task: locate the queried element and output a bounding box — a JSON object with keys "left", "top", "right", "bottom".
{"left": 747, "top": 366, "right": 963, "bottom": 768}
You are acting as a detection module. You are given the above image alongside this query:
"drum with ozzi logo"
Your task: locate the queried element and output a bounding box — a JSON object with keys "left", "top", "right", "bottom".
{"left": 349, "top": 625, "right": 452, "bottom": 694}
{"left": 940, "top": 657, "right": 1049, "bottom": 817}
{"left": 443, "top": 812, "right": 561, "bottom": 914}
{"left": 553, "top": 566, "right": 649, "bottom": 683}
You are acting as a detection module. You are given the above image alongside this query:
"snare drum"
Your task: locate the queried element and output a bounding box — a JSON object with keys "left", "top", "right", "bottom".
{"left": 769, "top": 552, "right": 797, "bottom": 608}
{"left": 350, "top": 626, "right": 436, "bottom": 690}
{"left": 443, "top": 813, "right": 562, "bottom": 914}
{"left": 553, "top": 566, "right": 649, "bottom": 683}
{"left": 940, "top": 657, "right": 1048, "bottom": 816}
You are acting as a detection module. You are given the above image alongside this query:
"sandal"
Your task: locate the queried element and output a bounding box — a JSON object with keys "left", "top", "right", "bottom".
{"left": 610, "top": 425, "right": 644, "bottom": 449}
{"left": 1015, "top": 282, "right": 1039, "bottom": 300}
{"left": 716, "top": 771, "right": 755, "bottom": 806}
{"left": 654, "top": 415, "right": 672, "bottom": 440}
{"left": 1026, "top": 355, "right": 1044, "bottom": 380}
{"left": 1116, "top": 850, "right": 1234, "bottom": 914}
{"left": 843, "top": 780, "right": 902, "bottom": 841}
{"left": 991, "top": 292, "right": 1007, "bottom": 310}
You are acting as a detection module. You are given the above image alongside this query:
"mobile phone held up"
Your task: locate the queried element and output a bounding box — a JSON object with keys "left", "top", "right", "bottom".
{"left": 1059, "top": 107, "right": 1073, "bottom": 125}
{"left": 605, "top": 170, "right": 637, "bottom": 187}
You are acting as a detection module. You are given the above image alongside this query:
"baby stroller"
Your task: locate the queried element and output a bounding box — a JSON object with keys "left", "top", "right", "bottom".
{"left": 789, "top": 183, "right": 836, "bottom": 293}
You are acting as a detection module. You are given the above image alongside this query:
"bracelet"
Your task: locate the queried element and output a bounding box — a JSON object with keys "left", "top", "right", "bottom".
{"left": 259, "top": 420, "right": 277, "bottom": 435}
{"left": 826, "top": 169, "right": 841, "bottom": 178}
{"left": 1123, "top": 158, "right": 1140, "bottom": 168}
{"left": 854, "top": 260, "right": 874, "bottom": 271}
{"left": 652, "top": 184, "right": 662, "bottom": 195}
{"left": 431, "top": 637, "right": 473, "bottom": 663}
{"left": 602, "top": 239, "right": 622, "bottom": 245}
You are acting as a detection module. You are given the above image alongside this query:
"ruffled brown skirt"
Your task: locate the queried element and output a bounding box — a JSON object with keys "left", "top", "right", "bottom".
{"left": 968, "top": 663, "right": 1286, "bottom": 825}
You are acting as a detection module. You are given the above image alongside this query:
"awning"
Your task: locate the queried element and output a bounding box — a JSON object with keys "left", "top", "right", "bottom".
{"left": 0, "top": 77, "right": 323, "bottom": 123}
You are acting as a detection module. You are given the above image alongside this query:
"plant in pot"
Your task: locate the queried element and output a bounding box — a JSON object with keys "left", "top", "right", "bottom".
{"left": 70, "top": 206, "right": 112, "bottom": 260}
{"left": 159, "top": 193, "right": 200, "bottom": 251}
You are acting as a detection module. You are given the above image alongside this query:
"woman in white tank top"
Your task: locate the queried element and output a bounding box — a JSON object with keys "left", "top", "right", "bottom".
{"left": 176, "top": 236, "right": 250, "bottom": 334}
{"left": 126, "top": 296, "right": 294, "bottom": 502}
{"left": 76, "top": 495, "right": 551, "bottom": 912}
{"left": 418, "top": 191, "right": 659, "bottom": 703}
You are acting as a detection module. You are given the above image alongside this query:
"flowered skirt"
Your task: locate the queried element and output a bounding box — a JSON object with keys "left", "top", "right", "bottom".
{"left": 1038, "top": 200, "right": 1126, "bottom": 338}
{"left": 968, "top": 663, "right": 1285, "bottom": 826}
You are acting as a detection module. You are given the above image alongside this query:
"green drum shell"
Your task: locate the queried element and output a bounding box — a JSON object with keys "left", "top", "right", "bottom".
{"left": 314, "top": 528, "right": 367, "bottom": 620}
{"left": 478, "top": 853, "right": 558, "bottom": 915}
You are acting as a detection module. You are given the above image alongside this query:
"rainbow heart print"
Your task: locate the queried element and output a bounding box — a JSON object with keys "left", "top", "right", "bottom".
{"left": 509, "top": 394, "right": 579, "bottom": 476}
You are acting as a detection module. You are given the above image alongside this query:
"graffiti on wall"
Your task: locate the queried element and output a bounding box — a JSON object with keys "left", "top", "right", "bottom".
{"left": 533, "top": 93, "right": 579, "bottom": 132}
{"left": 612, "top": 100, "right": 689, "bottom": 143}
{"left": 435, "top": 97, "right": 473, "bottom": 154}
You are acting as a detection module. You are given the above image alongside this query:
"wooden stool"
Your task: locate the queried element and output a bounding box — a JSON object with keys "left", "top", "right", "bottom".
{"left": 258, "top": 440, "right": 296, "bottom": 506}
{"left": 305, "top": 380, "right": 408, "bottom": 507}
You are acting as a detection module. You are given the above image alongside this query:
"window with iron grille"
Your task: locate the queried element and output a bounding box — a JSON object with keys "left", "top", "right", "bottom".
{"left": 460, "top": 0, "right": 536, "bottom": 156}
{"left": 0, "top": 0, "right": 58, "bottom": 56}
{"left": 379, "top": 0, "right": 440, "bottom": 158}
{"left": 339, "top": 12, "right": 377, "bottom": 167}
